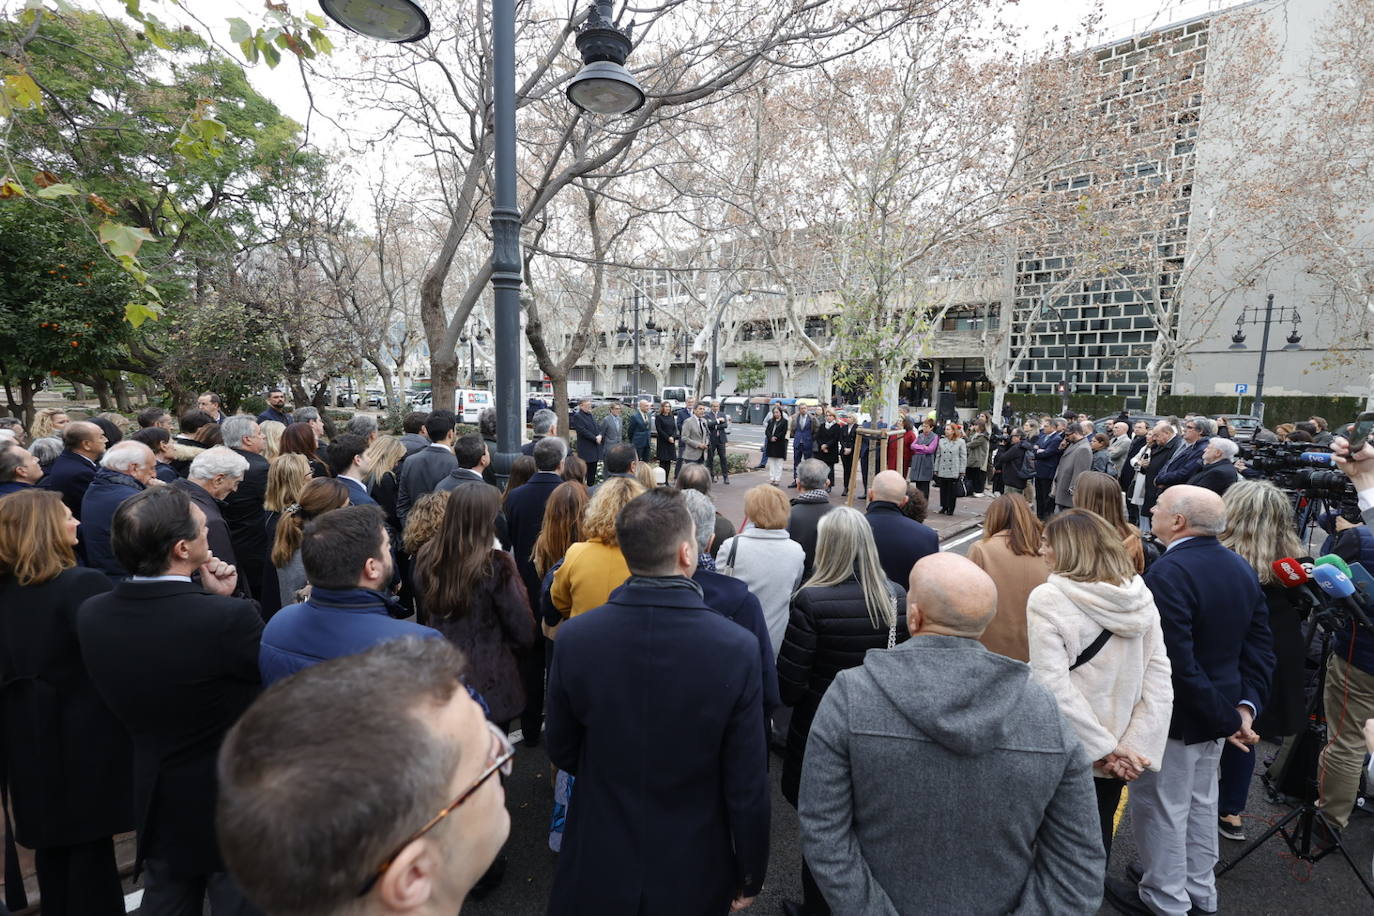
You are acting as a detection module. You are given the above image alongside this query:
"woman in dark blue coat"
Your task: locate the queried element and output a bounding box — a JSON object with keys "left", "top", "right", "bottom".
{"left": 0, "top": 490, "right": 132, "bottom": 915}
{"left": 654, "top": 401, "right": 678, "bottom": 479}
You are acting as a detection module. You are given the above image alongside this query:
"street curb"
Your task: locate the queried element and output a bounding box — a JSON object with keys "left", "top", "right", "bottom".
{"left": 939, "top": 515, "right": 984, "bottom": 542}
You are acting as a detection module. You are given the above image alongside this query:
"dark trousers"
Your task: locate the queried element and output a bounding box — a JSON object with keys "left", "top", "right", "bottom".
{"left": 967, "top": 467, "right": 986, "bottom": 494}
{"left": 706, "top": 440, "right": 730, "bottom": 480}
{"left": 800, "top": 858, "right": 832, "bottom": 915}
{"left": 840, "top": 453, "right": 854, "bottom": 494}
{"left": 636, "top": 443, "right": 651, "bottom": 463}
{"left": 1034, "top": 477, "right": 1055, "bottom": 518}
{"left": 1218, "top": 739, "right": 1258, "bottom": 817}
{"left": 792, "top": 444, "right": 813, "bottom": 481}
{"left": 33, "top": 838, "right": 125, "bottom": 916}
{"left": 140, "top": 857, "right": 260, "bottom": 916}
{"left": 820, "top": 457, "right": 837, "bottom": 488}
{"left": 517, "top": 626, "right": 546, "bottom": 743}
{"left": 584, "top": 461, "right": 598, "bottom": 487}
{"left": 659, "top": 457, "right": 674, "bottom": 478}
{"left": 935, "top": 476, "right": 959, "bottom": 514}
{"left": 913, "top": 478, "right": 931, "bottom": 500}
{"left": 1094, "top": 776, "right": 1125, "bottom": 863}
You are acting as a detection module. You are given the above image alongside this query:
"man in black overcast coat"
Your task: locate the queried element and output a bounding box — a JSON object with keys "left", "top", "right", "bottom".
{"left": 77, "top": 486, "right": 263, "bottom": 915}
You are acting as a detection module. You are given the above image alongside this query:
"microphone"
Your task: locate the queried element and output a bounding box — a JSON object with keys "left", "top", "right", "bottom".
{"left": 1271, "top": 557, "right": 1327, "bottom": 611}
{"left": 1300, "top": 452, "right": 1338, "bottom": 466}
{"left": 1312, "top": 565, "right": 1374, "bottom": 634}
{"left": 1347, "top": 562, "right": 1374, "bottom": 606}
{"left": 1315, "top": 554, "right": 1354, "bottom": 578}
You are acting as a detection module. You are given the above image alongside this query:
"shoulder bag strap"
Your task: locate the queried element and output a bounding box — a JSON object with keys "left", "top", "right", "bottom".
{"left": 725, "top": 532, "right": 741, "bottom": 574}
{"left": 1070, "top": 629, "right": 1113, "bottom": 671}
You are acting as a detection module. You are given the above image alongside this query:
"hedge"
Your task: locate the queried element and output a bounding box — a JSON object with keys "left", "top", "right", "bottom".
{"left": 976, "top": 392, "right": 1365, "bottom": 424}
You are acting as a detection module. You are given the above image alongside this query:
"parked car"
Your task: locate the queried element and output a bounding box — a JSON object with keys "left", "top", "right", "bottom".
{"left": 366, "top": 389, "right": 386, "bottom": 408}
{"left": 1211, "top": 414, "right": 1260, "bottom": 443}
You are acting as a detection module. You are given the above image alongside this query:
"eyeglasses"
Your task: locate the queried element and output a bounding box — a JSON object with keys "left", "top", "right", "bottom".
{"left": 356, "top": 720, "right": 515, "bottom": 897}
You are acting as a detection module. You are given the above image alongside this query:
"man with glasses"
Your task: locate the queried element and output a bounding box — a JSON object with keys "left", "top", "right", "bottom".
{"left": 219, "top": 638, "right": 512, "bottom": 914}
{"left": 1154, "top": 417, "right": 1213, "bottom": 493}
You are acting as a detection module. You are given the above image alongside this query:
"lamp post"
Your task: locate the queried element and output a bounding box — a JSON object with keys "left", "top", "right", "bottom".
{"left": 1227, "top": 293, "right": 1302, "bottom": 424}
{"left": 619, "top": 290, "right": 651, "bottom": 397}
{"left": 318, "top": 0, "right": 643, "bottom": 480}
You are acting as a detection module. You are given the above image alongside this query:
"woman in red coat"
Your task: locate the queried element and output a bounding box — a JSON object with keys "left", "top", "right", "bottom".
{"left": 885, "top": 415, "right": 916, "bottom": 477}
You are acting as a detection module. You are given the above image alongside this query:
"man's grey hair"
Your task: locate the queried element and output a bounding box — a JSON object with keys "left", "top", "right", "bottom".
{"left": 345, "top": 414, "right": 378, "bottom": 437}
{"left": 29, "top": 437, "right": 60, "bottom": 468}
{"left": 101, "top": 440, "right": 154, "bottom": 473}
{"left": 1190, "top": 417, "right": 1216, "bottom": 437}
{"left": 531, "top": 409, "right": 557, "bottom": 436}
{"left": 1154, "top": 421, "right": 1176, "bottom": 438}
{"left": 637, "top": 399, "right": 650, "bottom": 409}
{"left": 1208, "top": 437, "right": 1239, "bottom": 461}
{"left": 293, "top": 406, "right": 321, "bottom": 423}
{"left": 1053, "top": 417, "right": 1068, "bottom": 429}
{"left": 478, "top": 407, "right": 497, "bottom": 437}
{"left": 798, "top": 458, "right": 829, "bottom": 491}
{"left": 1078, "top": 420, "right": 1095, "bottom": 435}
{"left": 189, "top": 445, "right": 249, "bottom": 481}
{"left": 532, "top": 434, "right": 567, "bottom": 471}
{"left": 221, "top": 415, "right": 259, "bottom": 450}
{"left": 680, "top": 489, "right": 717, "bottom": 554}
{"left": 1168, "top": 486, "right": 1226, "bottom": 536}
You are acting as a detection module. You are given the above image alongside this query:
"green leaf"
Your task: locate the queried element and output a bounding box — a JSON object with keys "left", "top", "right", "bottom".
{"left": 259, "top": 39, "right": 281, "bottom": 69}
{"left": 142, "top": 18, "right": 172, "bottom": 50}
{"left": 35, "top": 182, "right": 80, "bottom": 198}
{"left": 309, "top": 29, "right": 333, "bottom": 55}
{"left": 305, "top": 12, "right": 328, "bottom": 28}
{"left": 2, "top": 72, "right": 44, "bottom": 113}
{"left": 98, "top": 220, "right": 156, "bottom": 259}
{"left": 125, "top": 301, "right": 160, "bottom": 328}
{"left": 240, "top": 38, "right": 259, "bottom": 64}
{"left": 227, "top": 17, "right": 252, "bottom": 44}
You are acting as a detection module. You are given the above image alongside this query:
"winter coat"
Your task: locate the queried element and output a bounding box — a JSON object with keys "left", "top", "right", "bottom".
{"left": 1027, "top": 575, "right": 1174, "bottom": 774}
{"left": 1252, "top": 583, "right": 1309, "bottom": 737}
{"left": 786, "top": 493, "right": 834, "bottom": 578}
{"left": 994, "top": 440, "right": 1033, "bottom": 490}
{"left": 814, "top": 421, "right": 842, "bottom": 465}
{"left": 1033, "top": 430, "right": 1064, "bottom": 481}
{"left": 80, "top": 467, "right": 146, "bottom": 577}
{"left": 570, "top": 409, "right": 603, "bottom": 462}
{"left": 965, "top": 431, "right": 990, "bottom": 471}
{"left": 717, "top": 528, "right": 806, "bottom": 658}
{"left": 424, "top": 551, "right": 535, "bottom": 723}
{"left": 967, "top": 532, "right": 1050, "bottom": 662}
{"left": 764, "top": 416, "right": 790, "bottom": 459}
{"left": 932, "top": 437, "right": 967, "bottom": 480}
{"left": 680, "top": 416, "right": 709, "bottom": 462}
{"left": 792, "top": 412, "right": 815, "bottom": 451}
{"left": 0, "top": 567, "right": 133, "bottom": 850}
{"left": 551, "top": 538, "right": 633, "bottom": 619}
{"left": 654, "top": 412, "right": 678, "bottom": 460}
{"left": 907, "top": 431, "right": 938, "bottom": 482}
{"left": 798, "top": 635, "right": 1104, "bottom": 916}
{"left": 1052, "top": 437, "right": 1094, "bottom": 508}
{"left": 777, "top": 577, "right": 907, "bottom": 805}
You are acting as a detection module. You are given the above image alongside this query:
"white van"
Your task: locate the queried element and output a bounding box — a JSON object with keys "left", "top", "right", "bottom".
{"left": 456, "top": 389, "right": 493, "bottom": 425}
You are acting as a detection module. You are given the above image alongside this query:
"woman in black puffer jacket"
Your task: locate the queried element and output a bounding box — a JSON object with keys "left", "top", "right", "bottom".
{"left": 777, "top": 506, "right": 907, "bottom": 915}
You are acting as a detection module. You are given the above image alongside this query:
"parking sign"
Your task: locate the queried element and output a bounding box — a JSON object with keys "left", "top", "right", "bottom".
{"left": 1234, "top": 383, "right": 1249, "bottom": 395}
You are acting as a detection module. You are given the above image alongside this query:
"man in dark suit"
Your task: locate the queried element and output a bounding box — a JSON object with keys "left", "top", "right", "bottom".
{"left": 788, "top": 458, "right": 835, "bottom": 577}
{"left": 255, "top": 388, "right": 292, "bottom": 426}
{"left": 436, "top": 434, "right": 511, "bottom": 550}
{"left": 1107, "top": 485, "right": 1274, "bottom": 916}
{"left": 1138, "top": 421, "right": 1182, "bottom": 533}
{"left": 790, "top": 406, "right": 815, "bottom": 488}
{"left": 628, "top": 398, "right": 654, "bottom": 462}
{"left": 172, "top": 446, "right": 251, "bottom": 601}
{"left": 81, "top": 441, "right": 156, "bottom": 578}
{"left": 865, "top": 470, "right": 939, "bottom": 587}
{"left": 1031, "top": 418, "right": 1065, "bottom": 519}
{"left": 1186, "top": 437, "right": 1239, "bottom": 496}
{"left": 76, "top": 486, "right": 263, "bottom": 914}
{"left": 589, "top": 443, "right": 638, "bottom": 496}
{"left": 704, "top": 398, "right": 731, "bottom": 484}
{"left": 398, "top": 411, "right": 431, "bottom": 457}
{"left": 397, "top": 409, "right": 458, "bottom": 524}
{"left": 40, "top": 420, "right": 106, "bottom": 518}
{"left": 222, "top": 415, "right": 272, "bottom": 601}
{"left": 325, "top": 433, "right": 378, "bottom": 507}
{"left": 546, "top": 488, "right": 769, "bottom": 915}
{"left": 521, "top": 409, "right": 558, "bottom": 457}
{"left": 503, "top": 436, "right": 567, "bottom": 746}
{"left": 569, "top": 399, "right": 603, "bottom": 485}
{"left": 1154, "top": 417, "right": 1212, "bottom": 492}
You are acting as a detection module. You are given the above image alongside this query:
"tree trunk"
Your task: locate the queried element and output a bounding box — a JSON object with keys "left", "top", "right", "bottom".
{"left": 88, "top": 376, "right": 113, "bottom": 411}
{"left": 368, "top": 354, "right": 398, "bottom": 414}
{"left": 430, "top": 357, "right": 460, "bottom": 416}
{"left": 548, "top": 371, "right": 571, "bottom": 444}
{"left": 111, "top": 375, "right": 132, "bottom": 413}
{"left": 70, "top": 380, "right": 87, "bottom": 400}
{"left": 991, "top": 383, "right": 1008, "bottom": 426}
{"left": 879, "top": 375, "right": 900, "bottom": 427}
{"left": 1144, "top": 337, "right": 1166, "bottom": 415}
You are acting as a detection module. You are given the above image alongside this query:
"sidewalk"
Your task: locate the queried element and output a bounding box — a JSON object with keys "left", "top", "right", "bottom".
{"left": 706, "top": 464, "right": 992, "bottom": 544}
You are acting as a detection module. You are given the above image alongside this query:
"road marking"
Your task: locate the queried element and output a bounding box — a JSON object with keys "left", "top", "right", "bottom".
{"left": 940, "top": 528, "right": 983, "bottom": 551}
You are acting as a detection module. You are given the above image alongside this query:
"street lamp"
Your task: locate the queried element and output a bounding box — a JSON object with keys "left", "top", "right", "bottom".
{"left": 1227, "top": 292, "right": 1302, "bottom": 423}
{"left": 318, "top": 0, "right": 643, "bottom": 481}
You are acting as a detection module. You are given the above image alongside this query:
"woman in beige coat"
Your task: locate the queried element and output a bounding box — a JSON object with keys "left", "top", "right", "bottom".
{"left": 967, "top": 494, "right": 1049, "bottom": 662}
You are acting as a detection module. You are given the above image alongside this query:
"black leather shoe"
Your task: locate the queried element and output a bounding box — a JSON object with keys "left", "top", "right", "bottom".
{"left": 1104, "top": 877, "right": 1151, "bottom": 916}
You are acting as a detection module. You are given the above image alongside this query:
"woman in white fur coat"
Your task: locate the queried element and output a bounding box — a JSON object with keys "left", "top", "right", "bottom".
{"left": 1028, "top": 508, "right": 1173, "bottom": 864}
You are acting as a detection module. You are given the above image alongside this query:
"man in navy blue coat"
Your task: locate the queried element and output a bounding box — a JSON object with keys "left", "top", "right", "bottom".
{"left": 259, "top": 506, "right": 439, "bottom": 685}
{"left": 865, "top": 470, "right": 939, "bottom": 587}
{"left": 546, "top": 488, "right": 769, "bottom": 915}
{"left": 81, "top": 441, "right": 156, "bottom": 578}
{"left": 503, "top": 436, "right": 567, "bottom": 745}
{"left": 1109, "top": 485, "right": 1274, "bottom": 916}
{"left": 569, "top": 399, "right": 603, "bottom": 485}
{"left": 627, "top": 398, "right": 654, "bottom": 462}
{"left": 1031, "top": 417, "right": 1064, "bottom": 518}
{"left": 41, "top": 420, "right": 107, "bottom": 518}
{"left": 1153, "top": 417, "right": 1212, "bottom": 491}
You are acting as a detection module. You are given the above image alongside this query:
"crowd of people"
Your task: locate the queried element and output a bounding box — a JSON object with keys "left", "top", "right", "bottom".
{"left": 0, "top": 390, "right": 1372, "bottom": 916}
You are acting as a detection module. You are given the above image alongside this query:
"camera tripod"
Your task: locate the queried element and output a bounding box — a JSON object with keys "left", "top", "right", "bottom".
{"left": 1218, "top": 611, "right": 1374, "bottom": 898}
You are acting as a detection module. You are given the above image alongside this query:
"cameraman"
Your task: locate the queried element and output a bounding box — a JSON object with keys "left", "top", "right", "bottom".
{"left": 1316, "top": 432, "right": 1374, "bottom": 839}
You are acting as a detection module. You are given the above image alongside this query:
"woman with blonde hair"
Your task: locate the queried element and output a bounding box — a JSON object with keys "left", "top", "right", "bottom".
{"left": 717, "top": 484, "right": 806, "bottom": 657}
{"left": 1073, "top": 470, "right": 1146, "bottom": 573}
{"left": 777, "top": 506, "right": 906, "bottom": 914}
{"left": 1215, "top": 480, "right": 1306, "bottom": 841}
{"left": 259, "top": 419, "right": 286, "bottom": 460}
{"left": 259, "top": 453, "right": 314, "bottom": 613}
{"left": 1027, "top": 509, "right": 1172, "bottom": 862}
{"left": 271, "top": 477, "right": 349, "bottom": 606}
{"left": 0, "top": 490, "right": 131, "bottom": 913}
{"left": 549, "top": 476, "right": 645, "bottom": 620}
{"left": 633, "top": 459, "right": 657, "bottom": 490}
{"left": 29, "top": 407, "right": 69, "bottom": 443}
{"left": 932, "top": 421, "right": 967, "bottom": 516}
{"left": 968, "top": 494, "right": 1049, "bottom": 661}
{"left": 401, "top": 491, "right": 450, "bottom": 557}
{"left": 362, "top": 435, "right": 407, "bottom": 533}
